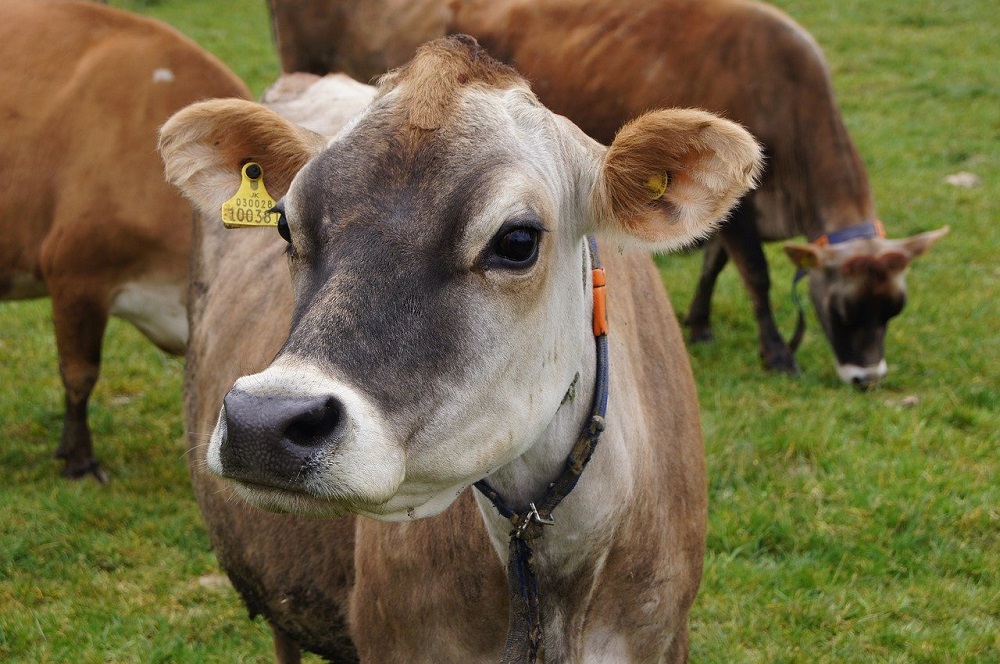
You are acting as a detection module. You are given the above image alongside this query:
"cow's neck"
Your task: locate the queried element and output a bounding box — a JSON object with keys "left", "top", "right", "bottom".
{"left": 473, "top": 242, "right": 635, "bottom": 659}
{"left": 795, "top": 119, "right": 879, "bottom": 243}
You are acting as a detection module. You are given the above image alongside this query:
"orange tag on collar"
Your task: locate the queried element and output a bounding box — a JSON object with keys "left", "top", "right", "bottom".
{"left": 592, "top": 268, "right": 608, "bottom": 337}
{"left": 221, "top": 162, "right": 281, "bottom": 228}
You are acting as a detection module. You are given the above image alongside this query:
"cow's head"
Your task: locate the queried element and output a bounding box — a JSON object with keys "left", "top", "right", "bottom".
{"left": 160, "top": 36, "right": 762, "bottom": 520}
{"left": 784, "top": 226, "right": 948, "bottom": 387}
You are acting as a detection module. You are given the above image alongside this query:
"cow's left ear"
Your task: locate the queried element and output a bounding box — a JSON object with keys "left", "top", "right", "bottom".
{"left": 593, "top": 108, "right": 763, "bottom": 251}
{"left": 896, "top": 226, "right": 950, "bottom": 259}
{"left": 159, "top": 98, "right": 328, "bottom": 218}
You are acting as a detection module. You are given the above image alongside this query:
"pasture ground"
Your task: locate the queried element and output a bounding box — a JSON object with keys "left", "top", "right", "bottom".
{"left": 1, "top": 0, "right": 997, "bottom": 661}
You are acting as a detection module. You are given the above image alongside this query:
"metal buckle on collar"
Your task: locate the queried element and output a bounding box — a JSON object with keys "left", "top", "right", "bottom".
{"left": 515, "top": 503, "right": 556, "bottom": 539}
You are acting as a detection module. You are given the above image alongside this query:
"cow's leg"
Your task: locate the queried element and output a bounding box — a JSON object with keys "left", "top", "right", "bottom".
{"left": 50, "top": 287, "right": 110, "bottom": 482}
{"left": 717, "top": 202, "right": 798, "bottom": 373}
{"left": 270, "top": 622, "right": 302, "bottom": 664}
{"left": 665, "top": 621, "right": 690, "bottom": 663}
{"left": 685, "top": 236, "right": 729, "bottom": 343}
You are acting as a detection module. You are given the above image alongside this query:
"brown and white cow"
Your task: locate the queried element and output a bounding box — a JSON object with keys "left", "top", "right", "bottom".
{"left": 161, "top": 37, "right": 762, "bottom": 662}
{"left": 266, "top": 0, "right": 948, "bottom": 386}
{"left": 0, "top": 0, "right": 249, "bottom": 480}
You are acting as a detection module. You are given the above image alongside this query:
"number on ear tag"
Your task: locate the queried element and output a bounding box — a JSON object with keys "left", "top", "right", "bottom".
{"left": 645, "top": 173, "right": 669, "bottom": 200}
{"left": 221, "top": 162, "right": 280, "bottom": 228}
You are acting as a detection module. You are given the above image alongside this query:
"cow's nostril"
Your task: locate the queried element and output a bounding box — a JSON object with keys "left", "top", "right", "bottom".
{"left": 283, "top": 397, "right": 344, "bottom": 447}
{"left": 219, "top": 390, "right": 350, "bottom": 488}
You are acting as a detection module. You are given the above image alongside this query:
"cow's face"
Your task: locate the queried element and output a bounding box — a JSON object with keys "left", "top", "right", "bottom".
{"left": 160, "top": 36, "right": 762, "bottom": 520}
{"left": 784, "top": 227, "right": 947, "bottom": 387}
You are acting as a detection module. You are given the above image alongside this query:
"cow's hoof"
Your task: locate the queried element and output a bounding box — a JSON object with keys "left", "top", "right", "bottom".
{"left": 762, "top": 350, "right": 800, "bottom": 375}
{"left": 62, "top": 460, "right": 110, "bottom": 484}
{"left": 687, "top": 323, "right": 714, "bottom": 344}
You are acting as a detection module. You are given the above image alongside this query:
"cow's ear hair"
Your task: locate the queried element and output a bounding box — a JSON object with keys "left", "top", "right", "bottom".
{"left": 593, "top": 108, "right": 763, "bottom": 252}
{"left": 159, "top": 99, "right": 328, "bottom": 217}
{"left": 783, "top": 243, "right": 823, "bottom": 269}
{"left": 897, "top": 225, "right": 949, "bottom": 259}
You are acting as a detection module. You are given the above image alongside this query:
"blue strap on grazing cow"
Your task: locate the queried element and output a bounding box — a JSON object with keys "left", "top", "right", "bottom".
{"left": 789, "top": 219, "right": 886, "bottom": 352}
{"left": 816, "top": 219, "right": 886, "bottom": 248}
{"left": 474, "top": 235, "right": 609, "bottom": 664}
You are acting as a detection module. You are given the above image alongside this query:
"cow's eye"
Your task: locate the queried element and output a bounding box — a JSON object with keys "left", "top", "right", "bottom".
{"left": 489, "top": 225, "right": 542, "bottom": 269}
{"left": 276, "top": 209, "right": 291, "bottom": 243}
{"left": 270, "top": 200, "right": 291, "bottom": 244}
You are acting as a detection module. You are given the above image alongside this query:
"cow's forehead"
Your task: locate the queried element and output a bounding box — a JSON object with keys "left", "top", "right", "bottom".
{"left": 285, "top": 56, "right": 571, "bottom": 261}
{"left": 822, "top": 237, "right": 901, "bottom": 262}
{"left": 289, "top": 91, "right": 560, "bottom": 251}
{"left": 372, "top": 34, "right": 528, "bottom": 132}
{"left": 283, "top": 36, "right": 573, "bottom": 230}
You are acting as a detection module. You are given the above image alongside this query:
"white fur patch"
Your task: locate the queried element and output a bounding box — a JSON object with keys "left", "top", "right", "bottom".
{"left": 836, "top": 359, "right": 887, "bottom": 385}
{"left": 152, "top": 68, "right": 175, "bottom": 83}
{"left": 109, "top": 280, "right": 187, "bottom": 353}
{"left": 582, "top": 626, "right": 632, "bottom": 662}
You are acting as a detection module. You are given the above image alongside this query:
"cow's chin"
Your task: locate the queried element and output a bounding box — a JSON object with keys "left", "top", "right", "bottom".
{"left": 226, "top": 477, "right": 469, "bottom": 522}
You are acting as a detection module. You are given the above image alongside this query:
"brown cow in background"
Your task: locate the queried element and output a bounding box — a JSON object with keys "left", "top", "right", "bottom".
{"left": 0, "top": 0, "right": 249, "bottom": 480}
{"left": 267, "top": 0, "right": 947, "bottom": 386}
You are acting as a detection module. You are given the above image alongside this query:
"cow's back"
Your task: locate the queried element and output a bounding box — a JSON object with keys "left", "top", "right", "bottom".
{"left": 264, "top": 0, "right": 874, "bottom": 243}
{"left": 0, "top": 0, "right": 249, "bottom": 301}
{"left": 452, "top": 0, "right": 875, "bottom": 240}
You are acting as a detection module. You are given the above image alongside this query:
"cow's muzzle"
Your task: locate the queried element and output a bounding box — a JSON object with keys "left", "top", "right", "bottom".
{"left": 217, "top": 388, "right": 347, "bottom": 491}
{"left": 836, "top": 359, "right": 888, "bottom": 389}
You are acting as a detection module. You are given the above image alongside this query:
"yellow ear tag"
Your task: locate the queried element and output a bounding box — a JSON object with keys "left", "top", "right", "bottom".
{"left": 645, "top": 173, "right": 669, "bottom": 200}
{"left": 221, "top": 162, "right": 281, "bottom": 228}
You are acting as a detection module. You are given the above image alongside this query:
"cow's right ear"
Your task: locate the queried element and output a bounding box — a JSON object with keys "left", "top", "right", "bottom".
{"left": 783, "top": 243, "right": 822, "bottom": 270}
{"left": 592, "top": 108, "right": 763, "bottom": 252}
{"left": 159, "top": 99, "right": 328, "bottom": 217}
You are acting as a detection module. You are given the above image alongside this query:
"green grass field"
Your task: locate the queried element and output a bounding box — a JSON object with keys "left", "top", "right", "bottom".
{"left": 1, "top": 0, "right": 997, "bottom": 661}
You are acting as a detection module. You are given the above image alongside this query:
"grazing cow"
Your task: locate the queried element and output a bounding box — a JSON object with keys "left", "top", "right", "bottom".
{"left": 161, "top": 37, "right": 762, "bottom": 662}
{"left": 266, "top": 0, "right": 948, "bottom": 385}
{"left": 0, "top": 0, "right": 249, "bottom": 480}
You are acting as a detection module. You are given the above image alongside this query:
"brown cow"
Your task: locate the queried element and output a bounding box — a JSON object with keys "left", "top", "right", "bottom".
{"left": 267, "top": 0, "right": 948, "bottom": 386}
{"left": 0, "top": 0, "right": 249, "bottom": 480}
{"left": 161, "top": 37, "right": 762, "bottom": 662}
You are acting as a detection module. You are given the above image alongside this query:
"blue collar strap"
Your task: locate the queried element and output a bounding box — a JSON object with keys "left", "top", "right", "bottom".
{"left": 814, "top": 219, "right": 885, "bottom": 247}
